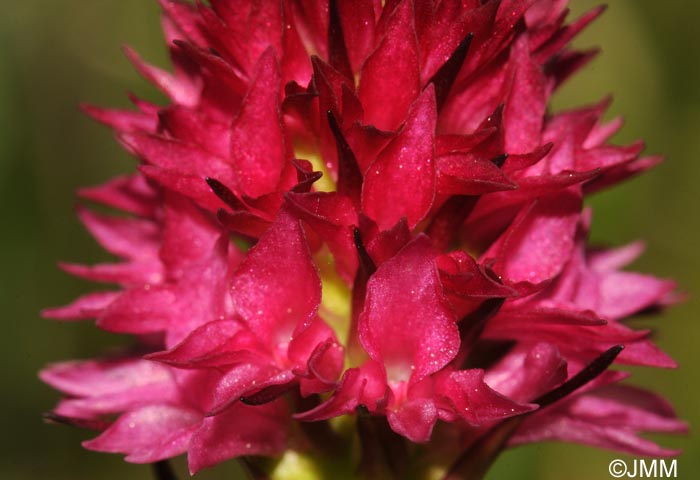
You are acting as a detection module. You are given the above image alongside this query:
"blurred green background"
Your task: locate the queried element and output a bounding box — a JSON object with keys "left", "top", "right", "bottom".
{"left": 0, "top": 1, "right": 698, "bottom": 478}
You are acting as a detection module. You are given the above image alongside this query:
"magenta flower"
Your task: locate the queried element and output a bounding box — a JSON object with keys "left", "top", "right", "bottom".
{"left": 42, "top": 0, "right": 686, "bottom": 478}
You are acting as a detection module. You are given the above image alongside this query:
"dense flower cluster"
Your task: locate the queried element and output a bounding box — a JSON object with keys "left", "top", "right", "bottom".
{"left": 42, "top": 0, "right": 685, "bottom": 477}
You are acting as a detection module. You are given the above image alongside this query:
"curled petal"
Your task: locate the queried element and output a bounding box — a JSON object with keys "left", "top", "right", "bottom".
{"left": 435, "top": 369, "right": 535, "bottom": 426}
{"left": 387, "top": 397, "right": 437, "bottom": 443}
{"left": 295, "top": 361, "right": 388, "bottom": 421}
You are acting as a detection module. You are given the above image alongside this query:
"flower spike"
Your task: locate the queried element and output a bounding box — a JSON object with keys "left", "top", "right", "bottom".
{"left": 42, "top": 1, "right": 684, "bottom": 477}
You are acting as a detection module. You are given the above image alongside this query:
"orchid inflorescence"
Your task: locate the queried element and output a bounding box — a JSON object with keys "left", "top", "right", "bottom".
{"left": 41, "top": 1, "right": 686, "bottom": 478}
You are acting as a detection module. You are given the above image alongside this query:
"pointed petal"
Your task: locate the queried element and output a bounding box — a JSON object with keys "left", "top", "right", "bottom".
{"left": 40, "top": 358, "right": 173, "bottom": 399}
{"left": 485, "top": 192, "right": 581, "bottom": 284}
{"left": 138, "top": 165, "right": 227, "bottom": 212}
{"left": 358, "top": 0, "right": 420, "bottom": 131}
{"left": 59, "top": 259, "right": 162, "bottom": 286}
{"left": 160, "top": 193, "right": 224, "bottom": 274}
{"left": 598, "top": 272, "right": 677, "bottom": 320}
{"left": 81, "top": 104, "right": 157, "bottom": 133}
{"left": 123, "top": 46, "right": 199, "bottom": 106}
{"left": 77, "top": 207, "right": 159, "bottom": 261}
{"left": 77, "top": 174, "right": 158, "bottom": 218}
{"left": 436, "top": 153, "right": 516, "bottom": 195}
{"left": 511, "top": 384, "right": 687, "bottom": 457}
{"left": 337, "top": 0, "right": 376, "bottom": 72}
{"left": 40, "top": 359, "right": 177, "bottom": 417}
{"left": 159, "top": 105, "right": 230, "bottom": 158}
{"left": 124, "top": 130, "right": 233, "bottom": 177}
{"left": 42, "top": 291, "right": 120, "bottom": 320}
{"left": 362, "top": 87, "right": 437, "bottom": 230}
{"left": 84, "top": 404, "right": 200, "bottom": 463}
{"left": 588, "top": 241, "right": 645, "bottom": 273}
{"left": 98, "top": 237, "right": 230, "bottom": 338}
{"left": 145, "top": 320, "right": 256, "bottom": 368}
{"left": 230, "top": 49, "right": 286, "bottom": 197}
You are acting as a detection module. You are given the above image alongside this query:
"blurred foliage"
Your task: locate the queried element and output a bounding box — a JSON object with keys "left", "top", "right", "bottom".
{"left": 0, "top": 1, "right": 697, "bottom": 479}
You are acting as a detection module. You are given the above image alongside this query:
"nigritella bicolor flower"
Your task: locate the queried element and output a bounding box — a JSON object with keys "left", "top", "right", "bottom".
{"left": 41, "top": 0, "right": 686, "bottom": 478}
